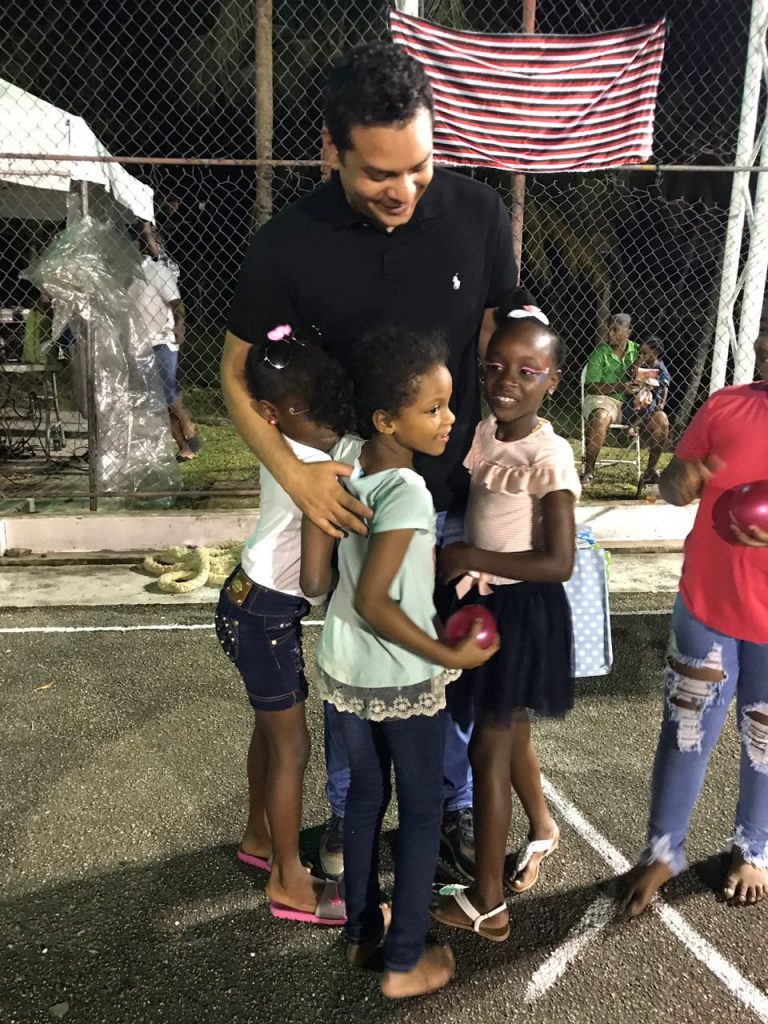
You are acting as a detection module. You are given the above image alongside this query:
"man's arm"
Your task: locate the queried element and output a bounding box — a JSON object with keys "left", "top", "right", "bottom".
{"left": 169, "top": 299, "right": 185, "bottom": 348}
{"left": 659, "top": 456, "right": 712, "bottom": 506}
{"left": 478, "top": 308, "right": 497, "bottom": 360}
{"left": 221, "top": 332, "right": 371, "bottom": 538}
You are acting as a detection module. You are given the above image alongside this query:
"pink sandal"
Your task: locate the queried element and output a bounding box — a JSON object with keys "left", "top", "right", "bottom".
{"left": 269, "top": 879, "right": 347, "bottom": 926}
{"left": 237, "top": 849, "right": 272, "bottom": 872}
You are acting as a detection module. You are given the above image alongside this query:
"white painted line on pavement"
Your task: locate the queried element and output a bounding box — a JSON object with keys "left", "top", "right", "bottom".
{"left": 0, "top": 621, "right": 326, "bottom": 634}
{"left": 0, "top": 611, "right": 666, "bottom": 635}
{"left": 525, "top": 893, "right": 616, "bottom": 1003}
{"left": 0, "top": 623, "right": 216, "bottom": 634}
{"left": 540, "top": 774, "right": 768, "bottom": 1022}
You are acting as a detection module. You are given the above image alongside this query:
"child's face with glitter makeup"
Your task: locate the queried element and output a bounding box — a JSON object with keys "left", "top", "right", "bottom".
{"left": 482, "top": 323, "right": 560, "bottom": 441}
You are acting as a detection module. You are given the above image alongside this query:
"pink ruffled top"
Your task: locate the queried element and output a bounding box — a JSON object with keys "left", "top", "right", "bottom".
{"left": 463, "top": 416, "right": 581, "bottom": 586}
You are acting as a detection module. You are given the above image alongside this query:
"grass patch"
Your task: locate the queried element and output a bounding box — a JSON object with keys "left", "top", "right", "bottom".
{"left": 174, "top": 388, "right": 669, "bottom": 503}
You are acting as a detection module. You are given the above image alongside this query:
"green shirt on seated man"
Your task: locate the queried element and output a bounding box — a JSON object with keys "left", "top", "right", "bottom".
{"left": 581, "top": 313, "right": 668, "bottom": 490}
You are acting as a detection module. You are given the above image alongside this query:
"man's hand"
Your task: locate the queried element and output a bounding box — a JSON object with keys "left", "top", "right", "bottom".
{"left": 438, "top": 542, "right": 473, "bottom": 584}
{"left": 286, "top": 460, "right": 372, "bottom": 539}
{"left": 730, "top": 519, "right": 768, "bottom": 548}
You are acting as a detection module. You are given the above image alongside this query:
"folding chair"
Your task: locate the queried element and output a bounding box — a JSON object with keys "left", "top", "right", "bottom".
{"left": 580, "top": 364, "right": 641, "bottom": 480}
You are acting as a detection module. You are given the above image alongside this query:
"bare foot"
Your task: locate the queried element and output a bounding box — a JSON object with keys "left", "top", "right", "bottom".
{"left": 266, "top": 870, "right": 326, "bottom": 914}
{"left": 381, "top": 945, "right": 455, "bottom": 1000}
{"left": 618, "top": 862, "right": 674, "bottom": 917}
{"left": 346, "top": 903, "right": 392, "bottom": 967}
{"left": 511, "top": 823, "right": 560, "bottom": 893}
{"left": 723, "top": 848, "right": 768, "bottom": 905}
{"left": 239, "top": 834, "right": 272, "bottom": 862}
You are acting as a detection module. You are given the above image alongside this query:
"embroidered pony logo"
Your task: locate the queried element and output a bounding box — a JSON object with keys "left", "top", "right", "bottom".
{"left": 452, "top": 273, "right": 461, "bottom": 291}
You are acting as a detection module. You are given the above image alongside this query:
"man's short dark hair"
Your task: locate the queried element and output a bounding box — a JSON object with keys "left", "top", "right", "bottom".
{"left": 322, "top": 43, "right": 434, "bottom": 155}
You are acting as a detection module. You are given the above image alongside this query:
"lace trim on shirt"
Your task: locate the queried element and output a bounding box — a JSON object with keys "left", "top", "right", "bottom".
{"left": 314, "top": 666, "right": 460, "bottom": 722}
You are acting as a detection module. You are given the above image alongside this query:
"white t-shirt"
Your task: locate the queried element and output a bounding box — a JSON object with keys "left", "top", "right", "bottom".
{"left": 128, "top": 256, "right": 181, "bottom": 350}
{"left": 240, "top": 433, "right": 363, "bottom": 604}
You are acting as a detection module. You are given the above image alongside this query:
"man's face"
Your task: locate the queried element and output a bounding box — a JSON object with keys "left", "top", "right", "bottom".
{"left": 608, "top": 321, "right": 630, "bottom": 348}
{"left": 325, "top": 107, "right": 434, "bottom": 230}
{"left": 756, "top": 335, "right": 768, "bottom": 381}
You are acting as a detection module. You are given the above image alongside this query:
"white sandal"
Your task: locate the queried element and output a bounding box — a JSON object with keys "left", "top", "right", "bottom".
{"left": 508, "top": 826, "right": 561, "bottom": 894}
{"left": 431, "top": 889, "right": 510, "bottom": 942}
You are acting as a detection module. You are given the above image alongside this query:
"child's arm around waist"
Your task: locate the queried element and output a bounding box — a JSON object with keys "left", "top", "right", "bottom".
{"left": 439, "top": 490, "right": 576, "bottom": 585}
{"left": 356, "top": 528, "right": 498, "bottom": 672}
{"left": 300, "top": 516, "right": 337, "bottom": 598}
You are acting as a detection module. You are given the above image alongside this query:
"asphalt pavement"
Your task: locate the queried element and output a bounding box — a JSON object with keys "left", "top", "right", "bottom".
{"left": 1, "top": 597, "right": 767, "bottom": 1024}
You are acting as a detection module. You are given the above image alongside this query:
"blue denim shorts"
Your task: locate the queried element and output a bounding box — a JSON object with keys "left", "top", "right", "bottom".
{"left": 215, "top": 567, "right": 310, "bottom": 712}
{"left": 153, "top": 343, "right": 180, "bottom": 405}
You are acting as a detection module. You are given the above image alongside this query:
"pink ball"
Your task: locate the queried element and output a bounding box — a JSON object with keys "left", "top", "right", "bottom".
{"left": 729, "top": 480, "right": 768, "bottom": 533}
{"left": 444, "top": 604, "right": 499, "bottom": 650}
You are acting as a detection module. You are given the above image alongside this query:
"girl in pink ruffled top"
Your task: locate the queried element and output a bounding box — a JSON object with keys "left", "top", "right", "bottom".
{"left": 432, "top": 289, "right": 581, "bottom": 942}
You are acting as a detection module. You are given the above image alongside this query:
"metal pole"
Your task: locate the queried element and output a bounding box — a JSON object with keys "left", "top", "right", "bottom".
{"left": 710, "top": 0, "right": 768, "bottom": 393}
{"left": 510, "top": 0, "right": 536, "bottom": 284}
{"left": 80, "top": 180, "right": 99, "bottom": 512}
{"left": 734, "top": 118, "right": 768, "bottom": 384}
{"left": 253, "top": 0, "right": 273, "bottom": 228}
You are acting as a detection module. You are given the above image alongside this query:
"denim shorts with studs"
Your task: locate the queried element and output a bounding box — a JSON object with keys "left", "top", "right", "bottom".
{"left": 215, "top": 566, "right": 311, "bottom": 712}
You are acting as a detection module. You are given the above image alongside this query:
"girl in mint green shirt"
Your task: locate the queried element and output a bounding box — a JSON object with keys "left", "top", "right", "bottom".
{"left": 301, "top": 328, "right": 497, "bottom": 1000}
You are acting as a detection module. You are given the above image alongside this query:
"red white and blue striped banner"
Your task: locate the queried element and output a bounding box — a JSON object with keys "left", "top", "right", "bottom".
{"left": 390, "top": 10, "right": 666, "bottom": 172}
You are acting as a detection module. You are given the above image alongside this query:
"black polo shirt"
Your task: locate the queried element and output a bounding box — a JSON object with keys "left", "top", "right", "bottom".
{"left": 228, "top": 168, "right": 516, "bottom": 512}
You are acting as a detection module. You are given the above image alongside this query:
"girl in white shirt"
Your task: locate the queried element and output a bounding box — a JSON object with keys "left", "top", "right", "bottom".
{"left": 215, "top": 324, "right": 357, "bottom": 926}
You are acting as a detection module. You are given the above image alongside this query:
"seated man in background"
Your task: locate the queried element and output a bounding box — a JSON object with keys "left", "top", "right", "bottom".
{"left": 581, "top": 312, "right": 668, "bottom": 489}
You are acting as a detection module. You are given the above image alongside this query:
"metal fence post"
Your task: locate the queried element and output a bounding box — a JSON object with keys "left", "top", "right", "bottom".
{"left": 253, "top": 0, "right": 273, "bottom": 228}
{"left": 511, "top": 0, "right": 537, "bottom": 286}
{"left": 710, "top": 0, "right": 768, "bottom": 392}
{"left": 78, "top": 180, "right": 99, "bottom": 512}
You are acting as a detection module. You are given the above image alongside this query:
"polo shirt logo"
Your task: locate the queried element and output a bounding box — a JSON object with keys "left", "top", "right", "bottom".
{"left": 452, "top": 273, "right": 461, "bottom": 291}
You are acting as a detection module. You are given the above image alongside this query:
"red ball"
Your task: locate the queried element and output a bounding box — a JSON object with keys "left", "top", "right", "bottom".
{"left": 729, "top": 480, "right": 768, "bottom": 533}
{"left": 444, "top": 604, "right": 499, "bottom": 649}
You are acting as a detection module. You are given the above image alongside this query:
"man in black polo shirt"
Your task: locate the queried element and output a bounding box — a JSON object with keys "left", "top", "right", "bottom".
{"left": 222, "top": 43, "right": 516, "bottom": 882}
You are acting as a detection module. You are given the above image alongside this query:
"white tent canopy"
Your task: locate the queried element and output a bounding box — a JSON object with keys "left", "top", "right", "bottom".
{"left": 0, "top": 78, "right": 154, "bottom": 223}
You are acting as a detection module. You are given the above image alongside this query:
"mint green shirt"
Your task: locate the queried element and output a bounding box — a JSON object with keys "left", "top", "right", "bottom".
{"left": 585, "top": 340, "right": 638, "bottom": 401}
{"left": 316, "top": 463, "right": 456, "bottom": 720}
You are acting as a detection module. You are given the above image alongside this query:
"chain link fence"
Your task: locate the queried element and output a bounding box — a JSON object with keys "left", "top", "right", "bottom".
{"left": 0, "top": 0, "right": 758, "bottom": 507}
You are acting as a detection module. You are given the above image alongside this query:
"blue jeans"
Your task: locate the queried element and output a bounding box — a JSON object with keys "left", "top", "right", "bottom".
{"left": 324, "top": 509, "right": 473, "bottom": 817}
{"left": 337, "top": 709, "right": 444, "bottom": 972}
{"left": 642, "top": 595, "right": 768, "bottom": 873}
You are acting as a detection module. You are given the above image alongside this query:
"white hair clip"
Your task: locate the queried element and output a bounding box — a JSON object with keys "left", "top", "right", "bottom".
{"left": 507, "top": 305, "right": 550, "bottom": 326}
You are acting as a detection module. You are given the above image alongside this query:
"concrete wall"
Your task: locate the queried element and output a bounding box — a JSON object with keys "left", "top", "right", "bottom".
{"left": 0, "top": 502, "right": 697, "bottom": 556}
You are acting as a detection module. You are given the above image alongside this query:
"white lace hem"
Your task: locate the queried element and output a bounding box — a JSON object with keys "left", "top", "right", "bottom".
{"left": 314, "top": 666, "right": 461, "bottom": 721}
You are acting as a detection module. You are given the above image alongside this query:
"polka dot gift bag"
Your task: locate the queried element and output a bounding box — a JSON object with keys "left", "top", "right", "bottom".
{"left": 563, "top": 527, "right": 613, "bottom": 678}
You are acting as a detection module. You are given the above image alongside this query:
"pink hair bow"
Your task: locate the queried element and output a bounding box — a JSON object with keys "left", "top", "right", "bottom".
{"left": 267, "top": 324, "right": 292, "bottom": 341}
{"left": 507, "top": 306, "right": 550, "bottom": 326}
{"left": 455, "top": 571, "right": 494, "bottom": 598}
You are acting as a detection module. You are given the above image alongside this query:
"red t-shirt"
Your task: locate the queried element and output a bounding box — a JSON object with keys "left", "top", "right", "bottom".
{"left": 676, "top": 381, "right": 768, "bottom": 643}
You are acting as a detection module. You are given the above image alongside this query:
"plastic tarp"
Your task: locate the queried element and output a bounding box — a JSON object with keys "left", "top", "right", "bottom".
{"left": 23, "top": 217, "right": 181, "bottom": 495}
{"left": 0, "top": 78, "right": 154, "bottom": 223}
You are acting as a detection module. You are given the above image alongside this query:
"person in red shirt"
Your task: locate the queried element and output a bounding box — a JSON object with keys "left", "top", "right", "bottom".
{"left": 619, "top": 335, "right": 768, "bottom": 916}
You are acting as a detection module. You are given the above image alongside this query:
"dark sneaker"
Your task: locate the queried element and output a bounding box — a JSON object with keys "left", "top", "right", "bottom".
{"left": 440, "top": 808, "right": 475, "bottom": 880}
{"left": 640, "top": 468, "right": 660, "bottom": 486}
{"left": 318, "top": 813, "right": 344, "bottom": 880}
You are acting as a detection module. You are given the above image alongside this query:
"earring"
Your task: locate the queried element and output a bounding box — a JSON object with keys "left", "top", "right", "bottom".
{"left": 269, "top": 417, "right": 277, "bottom": 426}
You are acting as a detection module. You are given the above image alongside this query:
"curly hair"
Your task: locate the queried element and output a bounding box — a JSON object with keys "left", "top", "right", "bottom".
{"left": 491, "top": 287, "right": 567, "bottom": 370}
{"left": 322, "top": 43, "right": 434, "bottom": 155}
{"left": 348, "top": 327, "right": 449, "bottom": 439}
{"left": 245, "top": 332, "right": 354, "bottom": 438}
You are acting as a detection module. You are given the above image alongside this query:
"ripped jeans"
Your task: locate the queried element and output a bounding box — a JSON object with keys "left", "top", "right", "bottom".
{"left": 642, "top": 595, "right": 768, "bottom": 874}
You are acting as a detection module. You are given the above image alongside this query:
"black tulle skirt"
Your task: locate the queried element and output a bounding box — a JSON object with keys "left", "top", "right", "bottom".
{"left": 455, "top": 581, "right": 574, "bottom": 723}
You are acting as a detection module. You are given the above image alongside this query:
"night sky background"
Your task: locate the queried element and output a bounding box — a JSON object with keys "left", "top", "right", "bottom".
{"left": 0, "top": 0, "right": 755, "bottom": 396}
